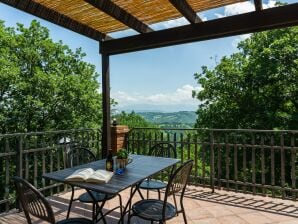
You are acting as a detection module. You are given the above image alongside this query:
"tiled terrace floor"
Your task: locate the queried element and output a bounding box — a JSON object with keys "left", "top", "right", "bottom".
{"left": 1, "top": 186, "right": 297, "bottom": 224}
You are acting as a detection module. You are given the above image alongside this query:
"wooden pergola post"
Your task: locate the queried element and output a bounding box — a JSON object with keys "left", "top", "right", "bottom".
{"left": 101, "top": 53, "right": 111, "bottom": 159}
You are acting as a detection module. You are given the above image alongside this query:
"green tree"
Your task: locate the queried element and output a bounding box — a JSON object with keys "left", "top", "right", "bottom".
{"left": 114, "top": 111, "right": 154, "bottom": 128}
{"left": 0, "top": 20, "right": 105, "bottom": 133}
{"left": 193, "top": 26, "right": 298, "bottom": 130}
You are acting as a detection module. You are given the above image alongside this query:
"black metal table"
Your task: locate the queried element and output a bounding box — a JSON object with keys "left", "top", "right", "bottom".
{"left": 42, "top": 154, "right": 180, "bottom": 223}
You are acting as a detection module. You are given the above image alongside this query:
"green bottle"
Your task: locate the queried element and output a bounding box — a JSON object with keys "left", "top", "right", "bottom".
{"left": 106, "top": 149, "right": 114, "bottom": 172}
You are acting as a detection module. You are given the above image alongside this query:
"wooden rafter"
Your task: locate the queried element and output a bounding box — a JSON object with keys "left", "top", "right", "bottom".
{"left": 169, "top": 0, "right": 202, "bottom": 23}
{"left": 0, "top": 0, "right": 111, "bottom": 41}
{"left": 254, "top": 0, "right": 263, "bottom": 11}
{"left": 85, "top": 0, "right": 153, "bottom": 34}
{"left": 101, "top": 3, "right": 298, "bottom": 55}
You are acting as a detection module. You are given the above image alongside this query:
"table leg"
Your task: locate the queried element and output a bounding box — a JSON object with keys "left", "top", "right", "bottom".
{"left": 86, "top": 189, "right": 107, "bottom": 224}
{"left": 66, "top": 186, "right": 75, "bottom": 219}
{"left": 119, "top": 182, "right": 141, "bottom": 224}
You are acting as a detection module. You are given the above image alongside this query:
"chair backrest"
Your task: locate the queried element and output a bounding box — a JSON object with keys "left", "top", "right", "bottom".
{"left": 66, "top": 146, "right": 96, "bottom": 168}
{"left": 149, "top": 143, "right": 177, "bottom": 158}
{"left": 13, "top": 176, "right": 55, "bottom": 224}
{"left": 162, "top": 160, "right": 193, "bottom": 217}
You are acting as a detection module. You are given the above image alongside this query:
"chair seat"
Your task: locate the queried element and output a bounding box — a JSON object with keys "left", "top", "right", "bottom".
{"left": 139, "top": 180, "right": 167, "bottom": 190}
{"left": 132, "top": 199, "right": 176, "bottom": 221}
{"left": 57, "top": 217, "right": 92, "bottom": 224}
{"left": 79, "top": 191, "right": 115, "bottom": 203}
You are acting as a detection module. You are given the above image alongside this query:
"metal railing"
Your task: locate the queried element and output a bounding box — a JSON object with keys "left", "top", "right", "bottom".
{"left": 126, "top": 128, "right": 298, "bottom": 200}
{"left": 0, "top": 128, "right": 102, "bottom": 212}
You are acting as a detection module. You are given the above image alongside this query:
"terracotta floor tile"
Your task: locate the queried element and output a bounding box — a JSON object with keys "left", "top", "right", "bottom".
{"left": 217, "top": 215, "right": 249, "bottom": 224}
{"left": 239, "top": 212, "right": 275, "bottom": 224}
{"left": 1, "top": 186, "right": 297, "bottom": 224}
{"left": 205, "top": 205, "right": 234, "bottom": 217}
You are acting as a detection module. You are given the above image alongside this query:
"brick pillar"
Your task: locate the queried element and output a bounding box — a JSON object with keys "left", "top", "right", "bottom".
{"left": 110, "top": 125, "right": 130, "bottom": 154}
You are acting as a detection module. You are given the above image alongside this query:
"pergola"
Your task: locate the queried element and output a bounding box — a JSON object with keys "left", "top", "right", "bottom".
{"left": 1, "top": 0, "right": 297, "bottom": 157}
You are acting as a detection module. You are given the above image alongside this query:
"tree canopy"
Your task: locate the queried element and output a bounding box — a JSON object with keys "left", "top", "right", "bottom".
{"left": 114, "top": 111, "right": 154, "bottom": 128}
{"left": 193, "top": 26, "right": 298, "bottom": 130}
{"left": 0, "top": 20, "right": 104, "bottom": 133}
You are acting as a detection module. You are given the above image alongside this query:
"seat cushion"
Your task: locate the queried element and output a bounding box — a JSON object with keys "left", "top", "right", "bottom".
{"left": 139, "top": 180, "right": 167, "bottom": 190}
{"left": 132, "top": 199, "right": 176, "bottom": 221}
{"left": 79, "top": 191, "right": 115, "bottom": 203}
{"left": 57, "top": 217, "right": 92, "bottom": 224}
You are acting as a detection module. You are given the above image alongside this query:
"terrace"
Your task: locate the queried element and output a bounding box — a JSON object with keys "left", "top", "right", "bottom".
{"left": 0, "top": 128, "right": 297, "bottom": 223}
{"left": 0, "top": 0, "right": 297, "bottom": 223}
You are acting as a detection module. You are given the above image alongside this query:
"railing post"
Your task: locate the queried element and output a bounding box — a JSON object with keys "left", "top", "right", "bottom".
{"left": 15, "top": 135, "right": 23, "bottom": 211}
{"left": 210, "top": 130, "right": 215, "bottom": 193}
{"left": 16, "top": 135, "right": 23, "bottom": 178}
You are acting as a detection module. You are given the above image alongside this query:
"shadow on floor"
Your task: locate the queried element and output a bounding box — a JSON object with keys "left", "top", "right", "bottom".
{"left": 184, "top": 187, "right": 298, "bottom": 218}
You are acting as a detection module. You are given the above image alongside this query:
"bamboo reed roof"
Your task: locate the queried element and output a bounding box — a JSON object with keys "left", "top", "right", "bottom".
{"left": 1, "top": 0, "right": 246, "bottom": 40}
{"left": 1, "top": 0, "right": 297, "bottom": 47}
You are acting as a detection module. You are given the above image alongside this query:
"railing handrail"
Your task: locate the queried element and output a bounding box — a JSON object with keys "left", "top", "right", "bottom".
{"left": 0, "top": 128, "right": 102, "bottom": 137}
{"left": 128, "top": 127, "right": 298, "bottom": 133}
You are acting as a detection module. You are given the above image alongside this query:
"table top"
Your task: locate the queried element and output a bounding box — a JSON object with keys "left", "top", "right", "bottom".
{"left": 42, "top": 154, "right": 179, "bottom": 195}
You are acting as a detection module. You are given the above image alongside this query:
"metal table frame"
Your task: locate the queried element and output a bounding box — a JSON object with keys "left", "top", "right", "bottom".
{"left": 43, "top": 155, "right": 180, "bottom": 223}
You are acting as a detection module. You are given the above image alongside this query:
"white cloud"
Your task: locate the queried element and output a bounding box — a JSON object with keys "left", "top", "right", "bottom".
{"left": 224, "top": 1, "right": 255, "bottom": 16}
{"left": 264, "top": 0, "right": 277, "bottom": 9}
{"left": 215, "top": 0, "right": 277, "bottom": 18}
{"left": 111, "top": 84, "right": 202, "bottom": 107}
{"left": 151, "top": 17, "right": 189, "bottom": 30}
{"left": 197, "top": 12, "right": 208, "bottom": 22}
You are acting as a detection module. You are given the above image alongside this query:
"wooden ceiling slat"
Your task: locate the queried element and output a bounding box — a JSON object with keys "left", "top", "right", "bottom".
{"left": 85, "top": 0, "right": 153, "bottom": 33}
{"left": 169, "top": 0, "right": 202, "bottom": 23}
{"left": 254, "top": 0, "right": 263, "bottom": 11}
{"left": 0, "top": 0, "right": 111, "bottom": 41}
{"left": 101, "top": 3, "right": 298, "bottom": 55}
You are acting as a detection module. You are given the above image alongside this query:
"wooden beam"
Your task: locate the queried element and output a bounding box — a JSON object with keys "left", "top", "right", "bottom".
{"left": 0, "top": 0, "right": 111, "bottom": 41}
{"left": 101, "top": 53, "right": 111, "bottom": 159}
{"left": 254, "top": 0, "right": 263, "bottom": 11}
{"left": 169, "top": 0, "right": 202, "bottom": 23}
{"left": 85, "top": 0, "right": 153, "bottom": 33}
{"left": 101, "top": 3, "right": 298, "bottom": 55}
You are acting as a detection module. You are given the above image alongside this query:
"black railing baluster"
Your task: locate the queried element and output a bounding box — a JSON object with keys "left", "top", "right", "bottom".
{"left": 180, "top": 133, "right": 184, "bottom": 163}
{"left": 4, "top": 138, "right": 10, "bottom": 212}
{"left": 290, "top": 133, "right": 296, "bottom": 200}
{"left": 261, "top": 135, "right": 265, "bottom": 195}
{"left": 252, "top": 134, "right": 256, "bottom": 195}
{"left": 243, "top": 136, "right": 247, "bottom": 193}
{"left": 210, "top": 131, "right": 215, "bottom": 193}
{"left": 270, "top": 135, "right": 275, "bottom": 198}
{"left": 233, "top": 132, "right": 238, "bottom": 192}
{"left": 225, "top": 133, "right": 230, "bottom": 190}
{"left": 280, "top": 134, "right": 285, "bottom": 199}
{"left": 194, "top": 134, "right": 198, "bottom": 185}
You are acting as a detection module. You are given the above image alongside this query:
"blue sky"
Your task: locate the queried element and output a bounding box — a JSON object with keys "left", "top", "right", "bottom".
{"left": 0, "top": 0, "right": 296, "bottom": 112}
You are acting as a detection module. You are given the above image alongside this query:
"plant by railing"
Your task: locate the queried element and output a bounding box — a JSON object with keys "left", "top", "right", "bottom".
{"left": 0, "top": 128, "right": 102, "bottom": 213}
{"left": 126, "top": 128, "right": 298, "bottom": 200}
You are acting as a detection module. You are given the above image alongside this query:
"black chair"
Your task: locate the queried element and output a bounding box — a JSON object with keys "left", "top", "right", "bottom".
{"left": 139, "top": 143, "right": 177, "bottom": 199}
{"left": 129, "top": 160, "right": 193, "bottom": 224}
{"left": 66, "top": 147, "right": 121, "bottom": 223}
{"left": 13, "top": 176, "right": 92, "bottom": 224}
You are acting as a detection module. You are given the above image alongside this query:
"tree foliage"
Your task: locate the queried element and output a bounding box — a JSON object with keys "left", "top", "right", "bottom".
{"left": 0, "top": 20, "right": 104, "bottom": 133}
{"left": 114, "top": 111, "right": 155, "bottom": 128}
{"left": 193, "top": 27, "right": 298, "bottom": 130}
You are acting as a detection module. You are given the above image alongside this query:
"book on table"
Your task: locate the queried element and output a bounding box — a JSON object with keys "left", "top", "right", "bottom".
{"left": 65, "top": 168, "right": 113, "bottom": 183}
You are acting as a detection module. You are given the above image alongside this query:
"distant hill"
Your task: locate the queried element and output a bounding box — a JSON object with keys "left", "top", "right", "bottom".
{"left": 137, "top": 111, "right": 197, "bottom": 127}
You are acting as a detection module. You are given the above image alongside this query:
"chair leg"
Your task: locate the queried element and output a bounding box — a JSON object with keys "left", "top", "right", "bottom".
{"left": 181, "top": 200, "right": 187, "bottom": 224}
{"left": 157, "top": 189, "right": 161, "bottom": 200}
{"left": 97, "top": 200, "right": 107, "bottom": 224}
{"left": 172, "top": 194, "right": 178, "bottom": 215}
{"left": 147, "top": 188, "right": 149, "bottom": 199}
{"left": 137, "top": 188, "right": 144, "bottom": 200}
{"left": 67, "top": 186, "right": 75, "bottom": 219}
